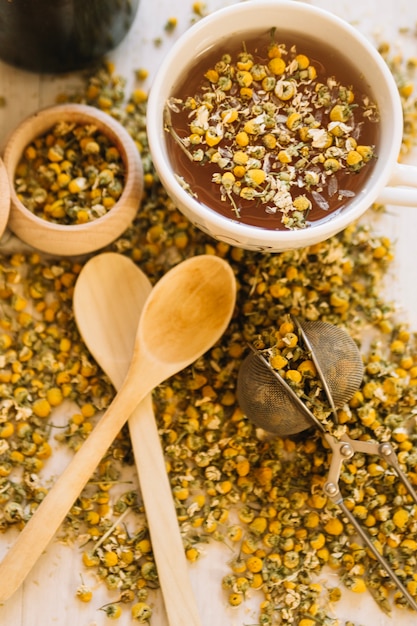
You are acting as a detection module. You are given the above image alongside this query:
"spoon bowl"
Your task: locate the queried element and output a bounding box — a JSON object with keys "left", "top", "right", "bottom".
{"left": 0, "top": 253, "right": 236, "bottom": 604}
{"left": 73, "top": 251, "right": 202, "bottom": 625}
{"left": 74, "top": 252, "right": 152, "bottom": 386}
{"left": 140, "top": 256, "right": 235, "bottom": 367}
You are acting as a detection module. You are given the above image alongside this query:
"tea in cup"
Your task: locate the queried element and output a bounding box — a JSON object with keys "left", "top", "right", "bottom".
{"left": 147, "top": 0, "right": 417, "bottom": 252}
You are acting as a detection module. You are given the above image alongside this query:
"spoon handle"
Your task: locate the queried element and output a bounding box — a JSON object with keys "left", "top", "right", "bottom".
{"left": 129, "top": 395, "right": 202, "bottom": 626}
{"left": 0, "top": 376, "right": 141, "bottom": 603}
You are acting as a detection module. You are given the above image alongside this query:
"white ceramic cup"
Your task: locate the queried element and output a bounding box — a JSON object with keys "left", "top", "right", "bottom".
{"left": 147, "top": 0, "right": 417, "bottom": 252}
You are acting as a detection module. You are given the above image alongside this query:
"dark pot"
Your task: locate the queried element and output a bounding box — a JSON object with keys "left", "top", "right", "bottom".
{"left": 0, "top": 0, "right": 140, "bottom": 73}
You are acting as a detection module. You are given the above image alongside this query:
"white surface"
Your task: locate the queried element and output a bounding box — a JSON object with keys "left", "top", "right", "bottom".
{"left": 1, "top": 1, "right": 417, "bottom": 625}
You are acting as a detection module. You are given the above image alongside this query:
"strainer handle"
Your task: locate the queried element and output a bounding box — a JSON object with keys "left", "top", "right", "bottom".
{"left": 335, "top": 498, "right": 417, "bottom": 611}
{"left": 376, "top": 441, "right": 417, "bottom": 507}
{"left": 322, "top": 433, "right": 417, "bottom": 611}
{"left": 327, "top": 434, "right": 417, "bottom": 507}
{"left": 324, "top": 433, "right": 380, "bottom": 491}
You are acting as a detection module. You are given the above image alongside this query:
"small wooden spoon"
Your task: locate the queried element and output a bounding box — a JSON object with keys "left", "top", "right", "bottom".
{"left": 0, "top": 253, "right": 236, "bottom": 604}
{"left": 74, "top": 252, "right": 201, "bottom": 625}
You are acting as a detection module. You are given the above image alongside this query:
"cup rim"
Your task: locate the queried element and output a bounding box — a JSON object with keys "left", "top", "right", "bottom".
{"left": 147, "top": 0, "right": 404, "bottom": 249}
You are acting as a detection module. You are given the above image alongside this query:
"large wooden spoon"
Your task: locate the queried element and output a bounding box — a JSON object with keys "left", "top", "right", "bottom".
{"left": 0, "top": 253, "right": 236, "bottom": 604}
{"left": 73, "top": 252, "right": 201, "bottom": 625}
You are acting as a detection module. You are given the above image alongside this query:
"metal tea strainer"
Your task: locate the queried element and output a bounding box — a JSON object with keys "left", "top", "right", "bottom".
{"left": 237, "top": 317, "right": 364, "bottom": 436}
{"left": 237, "top": 316, "right": 417, "bottom": 611}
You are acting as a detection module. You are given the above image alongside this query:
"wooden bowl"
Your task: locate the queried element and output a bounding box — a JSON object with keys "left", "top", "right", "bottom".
{"left": 0, "top": 157, "right": 10, "bottom": 240}
{"left": 3, "top": 103, "right": 143, "bottom": 256}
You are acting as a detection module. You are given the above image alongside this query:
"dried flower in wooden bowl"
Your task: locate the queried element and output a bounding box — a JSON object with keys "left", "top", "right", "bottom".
{"left": 3, "top": 103, "right": 143, "bottom": 256}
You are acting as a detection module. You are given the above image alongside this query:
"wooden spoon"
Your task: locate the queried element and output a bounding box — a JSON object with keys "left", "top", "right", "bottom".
{"left": 0, "top": 253, "right": 236, "bottom": 604}
{"left": 73, "top": 252, "right": 201, "bottom": 625}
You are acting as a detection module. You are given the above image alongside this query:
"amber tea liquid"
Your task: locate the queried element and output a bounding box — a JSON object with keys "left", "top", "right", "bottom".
{"left": 165, "top": 29, "right": 380, "bottom": 231}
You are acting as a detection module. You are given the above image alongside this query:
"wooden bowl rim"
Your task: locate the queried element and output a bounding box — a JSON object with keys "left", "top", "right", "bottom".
{"left": 3, "top": 103, "right": 143, "bottom": 254}
{"left": 0, "top": 157, "right": 10, "bottom": 239}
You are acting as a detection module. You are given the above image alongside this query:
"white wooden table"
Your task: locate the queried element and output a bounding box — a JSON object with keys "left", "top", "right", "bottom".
{"left": 1, "top": 1, "right": 417, "bottom": 625}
